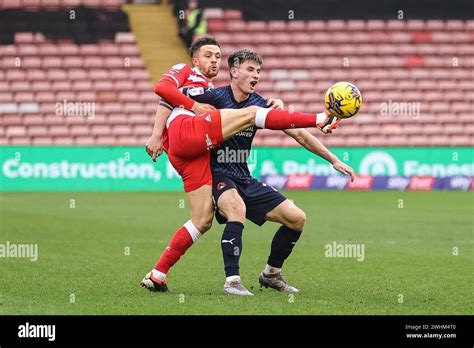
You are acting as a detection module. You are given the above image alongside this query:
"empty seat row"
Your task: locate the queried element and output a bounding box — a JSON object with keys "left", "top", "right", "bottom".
{"left": 0, "top": 0, "right": 124, "bottom": 10}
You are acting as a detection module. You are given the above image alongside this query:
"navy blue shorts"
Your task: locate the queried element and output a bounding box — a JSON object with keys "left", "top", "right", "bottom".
{"left": 212, "top": 175, "right": 287, "bottom": 226}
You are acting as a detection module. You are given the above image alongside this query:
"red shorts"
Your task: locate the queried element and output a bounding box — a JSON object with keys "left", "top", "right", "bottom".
{"left": 167, "top": 110, "right": 223, "bottom": 192}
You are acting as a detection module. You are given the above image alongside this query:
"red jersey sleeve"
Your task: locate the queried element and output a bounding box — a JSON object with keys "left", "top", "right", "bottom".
{"left": 154, "top": 63, "right": 195, "bottom": 110}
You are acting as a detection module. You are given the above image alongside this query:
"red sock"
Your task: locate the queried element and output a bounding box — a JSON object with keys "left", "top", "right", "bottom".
{"left": 258, "top": 109, "right": 317, "bottom": 129}
{"left": 154, "top": 225, "right": 193, "bottom": 275}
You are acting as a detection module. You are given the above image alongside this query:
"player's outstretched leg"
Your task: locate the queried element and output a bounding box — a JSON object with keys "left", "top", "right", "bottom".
{"left": 258, "top": 199, "right": 306, "bottom": 293}
{"left": 141, "top": 185, "right": 214, "bottom": 292}
{"left": 219, "top": 106, "right": 338, "bottom": 141}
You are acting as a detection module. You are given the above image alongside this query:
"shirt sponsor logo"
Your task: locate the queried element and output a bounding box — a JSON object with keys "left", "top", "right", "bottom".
{"left": 188, "top": 87, "right": 205, "bottom": 96}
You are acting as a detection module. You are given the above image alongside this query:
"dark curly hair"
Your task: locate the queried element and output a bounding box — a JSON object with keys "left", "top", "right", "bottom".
{"left": 189, "top": 36, "right": 220, "bottom": 57}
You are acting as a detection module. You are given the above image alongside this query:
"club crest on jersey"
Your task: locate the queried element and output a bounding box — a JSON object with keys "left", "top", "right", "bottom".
{"left": 172, "top": 63, "right": 186, "bottom": 70}
{"left": 188, "top": 74, "right": 206, "bottom": 83}
{"left": 217, "top": 182, "right": 227, "bottom": 190}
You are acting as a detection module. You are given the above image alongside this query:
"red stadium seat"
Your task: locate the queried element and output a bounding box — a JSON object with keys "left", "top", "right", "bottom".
{"left": 207, "top": 20, "right": 227, "bottom": 32}
{"left": 115, "top": 32, "right": 136, "bottom": 43}
{"left": 75, "top": 136, "right": 96, "bottom": 145}
{"left": 267, "top": 21, "right": 286, "bottom": 32}
{"left": 6, "top": 126, "right": 27, "bottom": 137}
{"left": 450, "top": 136, "right": 472, "bottom": 147}
{"left": 307, "top": 21, "right": 325, "bottom": 31}
{"left": 223, "top": 9, "right": 242, "bottom": 20}
{"left": 204, "top": 8, "right": 224, "bottom": 19}
{"left": 367, "top": 20, "right": 386, "bottom": 31}
{"left": 69, "top": 125, "right": 90, "bottom": 136}
{"left": 246, "top": 21, "right": 266, "bottom": 32}
{"left": 426, "top": 20, "right": 445, "bottom": 30}
{"left": 407, "top": 20, "right": 426, "bottom": 30}
{"left": 18, "top": 45, "right": 39, "bottom": 58}
{"left": 14, "top": 32, "right": 34, "bottom": 43}
{"left": 49, "top": 125, "right": 69, "bottom": 136}
{"left": 90, "top": 125, "right": 110, "bottom": 136}
{"left": 287, "top": 21, "right": 305, "bottom": 32}
{"left": 388, "top": 135, "right": 409, "bottom": 147}
{"left": 407, "top": 136, "right": 430, "bottom": 146}
{"left": 386, "top": 20, "right": 406, "bottom": 30}
{"left": 53, "top": 136, "right": 74, "bottom": 145}
{"left": 31, "top": 137, "right": 51, "bottom": 145}
{"left": 445, "top": 20, "right": 465, "bottom": 30}
{"left": 347, "top": 20, "right": 366, "bottom": 31}
{"left": 2, "top": 17, "right": 471, "bottom": 147}
{"left": 28, "top": 126, "right": 48, "bottom": 137}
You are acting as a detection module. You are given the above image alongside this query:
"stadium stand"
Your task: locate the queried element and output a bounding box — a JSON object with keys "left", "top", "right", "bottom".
{"left": 205, "top": 11, "right": 474, "bottom": 147}
{"left": 0, "top": 1, "right": 473, "bottom": 146}
{"left": 0, "top": 0, "right": 158, "bottom": 145}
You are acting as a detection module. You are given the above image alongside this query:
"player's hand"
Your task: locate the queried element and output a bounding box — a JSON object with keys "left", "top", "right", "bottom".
{"left": 191, "top": 101, "right": 216, "bottom": 114}
{"left": 332, "top": 160, "right": 355, "bottom": 182}
{"left": 267, "top": 98, "right": 284, "bottom": 110}
{"left": 316, "top": 111, "right": 341, "bottom": 134}
{"left": 145, "top": 134, "right": 163, "bottom": 162}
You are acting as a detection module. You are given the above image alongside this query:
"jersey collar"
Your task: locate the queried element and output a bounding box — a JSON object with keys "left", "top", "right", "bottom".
{"left": 228, "top": 85, "right": 251, "bottom": 104}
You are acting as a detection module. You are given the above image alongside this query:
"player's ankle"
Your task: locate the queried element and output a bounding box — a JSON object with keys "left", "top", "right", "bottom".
{"left": 151, "top": 269, "right": 167, "bottom": 283}
{"left": 315, "top": 110, "right": 330, "bottom": 127}
{"left": 226, "top": 275, "right": 241, "bottom": 282}
{"left": 264, "top": 264, "right": 281, "bottom": 275}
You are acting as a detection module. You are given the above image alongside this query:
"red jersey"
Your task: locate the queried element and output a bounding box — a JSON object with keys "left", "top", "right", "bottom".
{"left": 154, "top": 63, "right": 214, "bottom": 114}
{"left": 154, "top": 63, "right": 214, "bottom": 152}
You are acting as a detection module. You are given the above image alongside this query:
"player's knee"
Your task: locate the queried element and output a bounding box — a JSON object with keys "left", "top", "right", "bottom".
{"left": 193, "top": 213, "right": 213, "bottom": 233}
{"left": 238, "top": 105, "right": 259, "bottom": 121}
{"left": 245, "top": 105, "right": 260, "bottom": 115}
{"left": 287, "top": 208, "right": 306, "bottom": 231}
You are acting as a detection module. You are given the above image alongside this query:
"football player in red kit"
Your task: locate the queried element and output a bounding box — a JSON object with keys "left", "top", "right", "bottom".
{"left": 141, "top": 37, "right": 341, "bottom": 292}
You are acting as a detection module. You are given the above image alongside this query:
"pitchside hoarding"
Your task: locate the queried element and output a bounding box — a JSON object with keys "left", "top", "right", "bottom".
{"left": 0, "top": 146, "right": 472, "bottom": 191}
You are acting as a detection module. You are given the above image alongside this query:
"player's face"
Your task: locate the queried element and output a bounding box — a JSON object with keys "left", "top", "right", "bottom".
{"left": 192, "top": 45, "right": 221, "bottom": 79}
{"left": 233, "top": 60, "right": 261, "bottom": 95}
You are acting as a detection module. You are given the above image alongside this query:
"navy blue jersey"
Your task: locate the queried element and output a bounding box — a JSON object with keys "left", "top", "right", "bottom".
{"left": 184, "top": 85, "right": 268, "bottom": 181}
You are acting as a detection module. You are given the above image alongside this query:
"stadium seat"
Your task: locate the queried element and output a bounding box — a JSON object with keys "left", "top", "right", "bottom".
{"left": 1, "top": 9, "right": 471, "bottom": 147}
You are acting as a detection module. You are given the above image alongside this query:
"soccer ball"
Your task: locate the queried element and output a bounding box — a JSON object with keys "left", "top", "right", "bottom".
{"left": 325, "top": 82, "right": 362, "bottom": 118}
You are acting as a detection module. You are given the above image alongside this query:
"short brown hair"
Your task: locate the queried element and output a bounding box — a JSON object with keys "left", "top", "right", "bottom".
{"left": 228, "top": 49, "right": 263, "bottom": 71}
{"left": 189, "top": 36, "right": 220, "bottom": 57}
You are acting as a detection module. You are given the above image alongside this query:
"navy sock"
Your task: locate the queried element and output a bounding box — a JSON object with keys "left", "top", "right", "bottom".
{"left": 267, "top": 225, "right": 302, "bottom": 269}
{"left": 221, "top": 221, "right": 244, "bottom": 277}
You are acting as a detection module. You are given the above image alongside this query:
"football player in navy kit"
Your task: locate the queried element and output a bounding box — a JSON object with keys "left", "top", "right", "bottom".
{"left": 183, "top": 49, "right": 355, "bottom": 295}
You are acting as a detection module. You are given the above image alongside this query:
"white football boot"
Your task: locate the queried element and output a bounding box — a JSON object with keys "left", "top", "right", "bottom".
{"left": 223, "top": 277, "right": 254, "bottom": 296}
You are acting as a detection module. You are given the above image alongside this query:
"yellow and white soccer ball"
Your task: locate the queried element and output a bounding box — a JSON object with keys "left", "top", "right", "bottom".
{"left": 325, "top": 82, "right": 362, "bottom": 118}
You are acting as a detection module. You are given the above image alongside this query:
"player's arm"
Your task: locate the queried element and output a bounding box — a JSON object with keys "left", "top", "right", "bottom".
{"left": 181, "top": 86, "right": 220, "bottom": 106}
{"left": 145, "top": 100, "right": 172, "bottom": 162}
{"left": 283, "top": 128, "right": 355, "bottom": 181}
{"left": 153, "top": 64, "right": 215, "bottom": 114}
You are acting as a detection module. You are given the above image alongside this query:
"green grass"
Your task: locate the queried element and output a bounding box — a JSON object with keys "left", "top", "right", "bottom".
{"left": 0, "top": 191, "right": 472, "bottom": 315}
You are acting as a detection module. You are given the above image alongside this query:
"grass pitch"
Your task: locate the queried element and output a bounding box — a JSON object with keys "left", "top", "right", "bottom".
{"left": 0, "top": 191, "right": 472, "bottom": 315}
